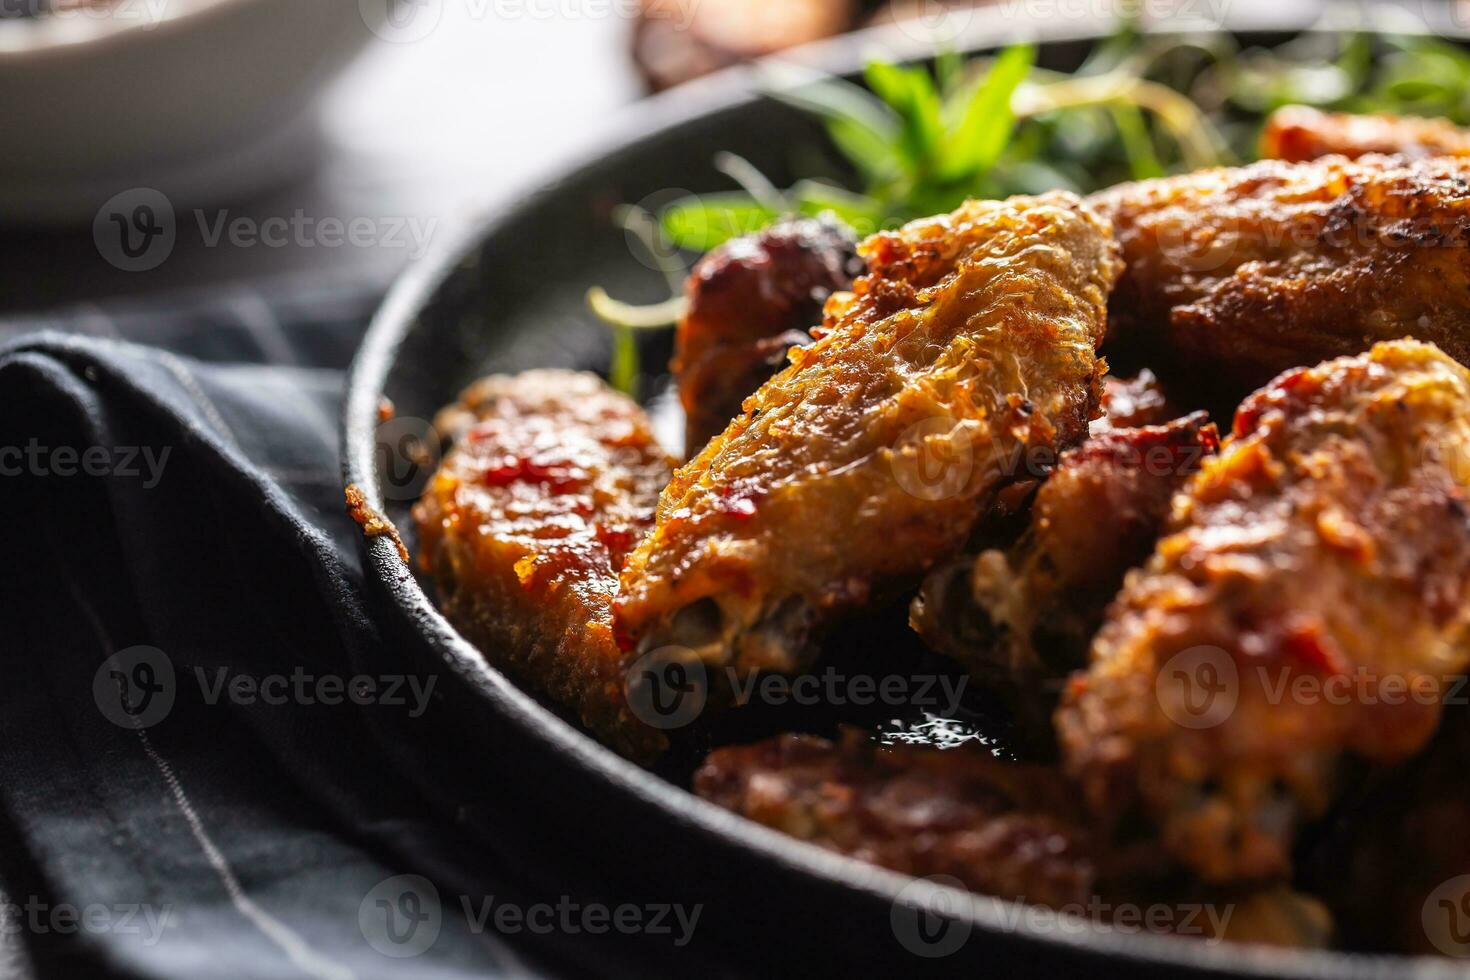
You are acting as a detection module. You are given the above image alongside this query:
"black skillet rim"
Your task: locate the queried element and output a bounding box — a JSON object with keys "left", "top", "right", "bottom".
{"left": 342, "top": 9, "right": 1470, "bottom": 977}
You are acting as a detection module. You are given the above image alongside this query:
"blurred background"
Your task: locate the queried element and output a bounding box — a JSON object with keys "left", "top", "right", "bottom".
{"left": 0, "top": 0, "right": 1429, "bottom": 315}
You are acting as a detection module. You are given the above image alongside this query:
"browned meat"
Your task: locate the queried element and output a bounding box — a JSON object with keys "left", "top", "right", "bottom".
{"left": 913, "top": 413, "right": 1219, "bottom": 702}
{"left": 674, "top": 214, "right": 861, "bottom": 456}
{"left": 695, "top": 729, "right": 1105, "bottom": 908}
{"left": 616, "top": 193, "right": 1121, "bottom": 703}
{"left": 1261, "top": 105, "right": 1470, "bottom": 163}
{"left": 695, "top": 730, "right": 1333, "bottom": 947}
{"left": 1091, "top": 155, "right": 1470, "bottom": 399}
{"left": 1058, "top": 340, "right": 1470, "bottom": 883}
{"left": 1093, "top": 369, "right": 1178, "bottom": 433}
{"left": 413, "top": 370, "right": 675, "bottom": 762}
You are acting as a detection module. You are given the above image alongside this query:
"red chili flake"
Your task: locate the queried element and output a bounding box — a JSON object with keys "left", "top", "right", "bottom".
{"left": 1282, "top": 621, "right": 1347, "bottom": 676}
{"left": 1234, "top": 367, "right": 1311, "bottom": 437}
{"left": 595, "top": 523, "right": 635, "bottom": 557}
{"left": 478, "top": 453, "right": 588, "bottom": 492}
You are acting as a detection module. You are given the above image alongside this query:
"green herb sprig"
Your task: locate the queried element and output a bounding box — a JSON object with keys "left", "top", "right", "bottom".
{"left": 590, "top": 25, "right": 1470, "bottom": 394}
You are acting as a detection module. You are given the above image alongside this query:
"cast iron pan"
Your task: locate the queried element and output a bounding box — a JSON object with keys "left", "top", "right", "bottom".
{"left": 343, "top": 10, "right": 1470, "bottom": 977}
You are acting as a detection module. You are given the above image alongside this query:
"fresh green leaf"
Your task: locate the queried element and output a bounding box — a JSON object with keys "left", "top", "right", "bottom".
{"left": 791, "top": 180, "right": 887, "bottom": 236}
{"left": 1111, "top": 103, "right": 1164, "bottom": 179}
{"left": 864, "top": 60, "right": 944, "bottom": 174}
{"left": 659, "top": 194, "right": 776, "bottom": 252}
{"left": 826, "top": 115, "right": 900, "bottom": 182}
{"left": 939, "top": 43, "right": 1035, "bottom": 181}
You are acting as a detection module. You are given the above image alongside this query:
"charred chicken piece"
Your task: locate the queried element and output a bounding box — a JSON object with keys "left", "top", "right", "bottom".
{"left": 414, "top": 370, "right": 675, "bottom": 762}
{"left": 695, "top": 729, "right": 1104, "bottom": 908}
{"left": 616, "top": 193, "right": 1121, "bottom": 703}
{"left": 675, "top": 214, "right": 862, "bottom": 457}
{"left": 1058, "top": 340, "right": 1470, "bottom": 883}
{"left": 912, "top": 412, "right": 1219, "bottom": 703}
{"left": 696, "top": 730, "right": 1334, "bottom": 947}
{"left": 1091, "top": 155, "right": 1470, "bottom": 398}
{"left": 1261, "top": 105, "right": 1470, "bottom": 163}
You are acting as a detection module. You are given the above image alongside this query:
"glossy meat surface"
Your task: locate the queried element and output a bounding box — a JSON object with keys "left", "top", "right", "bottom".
{"left": 1058, "top": 340, "right": 1470, "bottom": 883}
{"left": 674, "top": 214, "right": 861, "bottom": 456}
{"left": 1092, "top": 369, "right": 1178, "bottom": 433}
{"left": 913, "top": 413, "right": 1219, "bottom": 696}
{"left": 616, "top": 193, "right": 1122, "bottom": 693}
{"left": 1092, "top": 156, "right": 1470, "bottom": 396}
{"left": 1261, "top": 105, "right": 1470, "bottom": 162}
{"left": 414, "top": 370, "right": 675, "bottom": 761}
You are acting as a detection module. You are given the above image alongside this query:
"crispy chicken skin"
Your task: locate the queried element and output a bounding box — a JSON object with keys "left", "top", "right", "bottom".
{"left": 695, "top": 730, "right": 1103, "bottom": 907}
{"left": 913, "top": 412, "right": 1219, "bottom": 695}
{"left": 615, "top": 193, "right": 1122, "bottom": 693}
{"left": 1058, "top": 340, "right": 1470, "bottom": 883}
{"left": 1092, "top": 155, "right": 1470, "bottom": 396}
{"left": 674, "top": 215, "right": 862, "bottom": 456}
{"left": 413, "top": 370, "right": 674, "bottom": 762}
{"left": 696, "top": 731, "right": 1333, "bottom": 946}
{"left": 1262, "top": 105, "right": 1470, "bottom": 162}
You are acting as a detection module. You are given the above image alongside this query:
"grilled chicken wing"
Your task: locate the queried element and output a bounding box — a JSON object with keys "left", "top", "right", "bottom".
{"left": 696, "top": 730, "right": 1332, "bottom": 946}
{"left": 1261, "top": 105, "right": 1470, "bottom": 162}
{"left": 615, "top": 193, "right": 1122, "bottom": 700}
{"left": 674, "top": 214, "right": 862, "bottom": 457}
{"left": 1092, "top": 155, "right": 1470, "bottom": 397}
{"left": 414, "top": 370, "right": 675, "bottom": 761}
{"left": 913, "top": 413, "right": 1219, "bottom": 703}
{"left": 696, "top": 729, "right": 1105, "bottom": 907}
{"left": 1057, "top": 340, "right": 1470, "bottom": 883}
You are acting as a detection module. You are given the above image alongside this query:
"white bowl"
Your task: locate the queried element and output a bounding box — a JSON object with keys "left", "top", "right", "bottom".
{"left": 0, "top": 0, "right": 385, "bottom": 223}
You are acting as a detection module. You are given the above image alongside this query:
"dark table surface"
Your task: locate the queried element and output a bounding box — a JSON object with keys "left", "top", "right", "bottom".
{"left": 1, "top": 16, "right": 645, "bottom": 977}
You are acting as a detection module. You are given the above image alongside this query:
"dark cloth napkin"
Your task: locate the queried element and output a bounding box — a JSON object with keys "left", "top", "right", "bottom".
{"left": 0, "top": 278, "right": 730, "bottom": 980}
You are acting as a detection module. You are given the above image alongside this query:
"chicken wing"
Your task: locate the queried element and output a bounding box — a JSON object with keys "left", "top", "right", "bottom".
{"left": 696, "top": 730, "right": 1333, "bottom": 946}
{"left": 1057, "top": 340, "right": 1470, "bottom": 883}
{"left": 912, "top": 413, "right": 1219, "bottom": 703}
{"left": 1092, "top": 155, "right": 1470, "bottom": 397}
{"left": 1261, "top": 105, "right": 1470, "bottom": 162}
{"left": 695, "top": 729, "right": 1104, "bottom": 908}
{"left": 414, "top": 370, "right": 675, "bottom": 761}
{"left": 615, "top": 192, "right": 1122, "bottom": 699}
{"left": 674, "top": 214, "right": 862, "bottom": 456}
